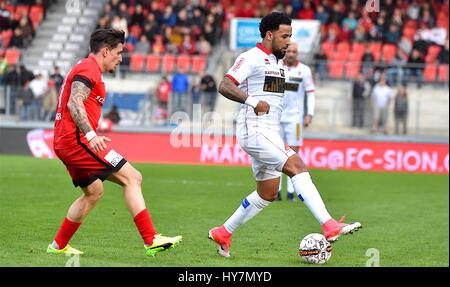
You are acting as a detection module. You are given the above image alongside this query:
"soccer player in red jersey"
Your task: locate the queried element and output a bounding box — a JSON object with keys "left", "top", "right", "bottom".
{"left": 47, "top": 29, "right": 182, "bottom": 256}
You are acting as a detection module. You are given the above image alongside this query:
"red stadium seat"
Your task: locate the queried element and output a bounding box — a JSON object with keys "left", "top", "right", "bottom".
{"left": 321, "top": 41, "right": 336, "bottom": 59}
{"left": 336, "top": 42, "right": 350, "bottom": 53}
{"left": 191, "top": 56, "right": 207, "bottom": 73}
{"left": 5, "top": 48, "right": 21, "bottom": 65}
{"left": 15, "top": 5, "right": 29, "bottom": 15}
{"left": 130, "top": 53, "right": 145, "bottom": 72}
{"left": 1, "top": 29, "right": 13, "bottom": 48}
{"left": 0, "top": 48, "right": 5, "bottom": 57}
{"left": 328, "top": 61, "right": 344, "bottom": 79}
{"left": 369, "top": 42, "right": 382, "bottom": 62}
{"left": 423, "top": 64, "right": 437, "bottom": 82}
{"left": 348, "top": 51, "right": 362, "bottom": 62}
{"left": 438, "top": 65, "right": 449, "bottom": 82}
{"left": 402, "top": 27, "right": 416, "bottom": 41}
{"left": 425, "top": 55, "right": 438, "bottom": 64}
{"left": 146, "top": 54, "right": 161, "bottom": 72}
{"left": 124, "top": 42, "right": 134, "bottom": 53}
{"left": 162, "top": 54, "right": 176, "bottom": 73}
{"left": 29, "top": 5, "right": 44, "bottom": 30}
{"left": 5, "top": 4, "right": 14, "bottom": 13}
{"left": 427, "top": 45, "right": 442, "bottom": 59}
{"left": 331, "top": 50, "right": 348, "bottom": 61}
{"left": 345, "top": 62, "right": 361, "bottom": 79}
{"left": 404, "top": 19, "right": 418, "bottom": 29}
{"left": 351, "top": 42, "right": 366, "bottom": 57}
{"left": 382, "top": 44, "right": 397, "bottom": 63}
{"left": 176, "top": 54, "right": 191, "bottom": 73}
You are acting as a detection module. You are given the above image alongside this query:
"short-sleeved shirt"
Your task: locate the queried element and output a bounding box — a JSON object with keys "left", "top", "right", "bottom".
{"left": 225, "top": 43, "right": 286, "bottom": 132}
{"left": 372, "top": 84, "right": 393, "bottom": 108}
{"left": 52, "top": 56, "right": 127, "bottom": 187}
{"left": 280, "top": 60, "right": 315, "bottom": 123}
{"left": 54, "top": 56, "right": 106, "bottom": 149}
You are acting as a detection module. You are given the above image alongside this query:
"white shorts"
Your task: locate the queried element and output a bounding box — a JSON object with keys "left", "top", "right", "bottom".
{"left": 279, "top": 121, "right": 303, "bottom": 147}
{"left": 237, "top": 124, "right": 296, "bottom": 181}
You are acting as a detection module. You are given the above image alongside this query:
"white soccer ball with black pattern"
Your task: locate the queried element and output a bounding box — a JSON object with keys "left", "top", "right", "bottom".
{"left": 299, "top": 233, "right": 332, "bottom": 264}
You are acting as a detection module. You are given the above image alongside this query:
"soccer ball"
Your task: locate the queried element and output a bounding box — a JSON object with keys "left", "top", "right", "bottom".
{"left": 299, "top": 233, "right": 332, "bottom": 264}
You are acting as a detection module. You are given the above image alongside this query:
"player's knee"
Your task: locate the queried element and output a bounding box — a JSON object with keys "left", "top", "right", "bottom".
{"left": 133, "top": 170, "right": 143, "bottom": 186}
{"left": 86, "top": 189, "right": 104, "bottom": 202}
{"left": 283, "top": 155, "right": 308, "bottom": 177}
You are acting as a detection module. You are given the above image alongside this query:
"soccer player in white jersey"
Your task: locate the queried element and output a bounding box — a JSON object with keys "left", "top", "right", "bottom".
{"left": 208, "top": 12, "right": 361, "bottom": 258}
{"left": 277, "top": 42, "right": 315, "bottom": 202}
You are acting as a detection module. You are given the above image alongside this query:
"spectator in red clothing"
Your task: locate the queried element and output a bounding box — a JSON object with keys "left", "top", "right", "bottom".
{"left": 179, "top": 34, "right": 196, "bottom": 55}
{"left": 338, "top": 22, "right": 353, "bottom": 42}
{"left": 358, "top": 12, "right": 374, "bottom": 31}
{"left": 156, "top": 75, "right": 172, "bottom": 112}
{"left": 152, "top": 35, "right": 166, "bottom": 55}
{"left": 236, "top": 2, "right": 254, "bottom": 18}
{"left": 297, "top": 0, "right": 315, "bottom": 20}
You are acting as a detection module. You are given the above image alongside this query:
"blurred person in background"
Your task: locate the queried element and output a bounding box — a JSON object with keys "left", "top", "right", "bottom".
{"left": 199, "top": 70, "right": 217, "bottom": 113}
{"left": 278, "top": 42, "right": 316, "bottom": 202}
{"left": 17, "top": 80, "right": 33, "bottom": 121}
{"left": 386, "top": 49, "right": 407, "bottom": 87}
{"left": 313, "top": 48, "right": 327, "bottom": 82}
{"left": 351, "top": 74, "right": 370, "bottom": 128}
{"left": 134, "top": 34, "right": 151, "bottom": 55}
{"left": 191, "top": 79, "right": 201, "bottom": 106}
{"left": 438, "top": 39, "right": 449, "bottom": 64}
{"left": 394, "top": 84, "right": 408, "bottom": 135}
{"left": 371, "top": 75, "right": 393, "bottom": 134}
{"left": 171, "top": 69, "right": 189, "bottom": 113}
{"left": 105, "top": 104, "right": 121, "bottom": 125}
{"left": 156, "top": 75, "right": 171, "bottom": 118}
{"left": 50, "top": 66, "right": 64, "bottom": 94}
{"left": 406, "top": 49, "right": 424, "bottom": 88}
{"left": 42, "top": 80, "right": 58, "bottom": 121}
{"left": 29, "top": 74, "right": 48, "bottom": 121}
{"left": 2, "top": 63, "right": 19, "bottom": 115}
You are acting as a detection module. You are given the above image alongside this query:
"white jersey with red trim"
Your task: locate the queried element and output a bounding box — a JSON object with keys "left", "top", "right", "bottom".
{"left": 280, "top": 60, "right": 315, "bottom": 123}
{"left": 225, "top": 43, "right": 286, "bottom": 132}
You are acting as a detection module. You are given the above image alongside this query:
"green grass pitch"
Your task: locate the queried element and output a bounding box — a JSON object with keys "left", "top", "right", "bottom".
{"left": 0, "top": 154, "right": 448, "bottom": 267}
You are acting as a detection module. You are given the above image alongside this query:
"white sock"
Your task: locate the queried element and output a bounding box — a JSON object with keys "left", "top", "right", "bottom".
{"left": 287, "top": 176, "right": 294, "bottom": 194}
{"left": 291, "top": 172, "right": 332, "bottom": 224}
{"left": 223, "top": 190, "right": 271, "bottom": 234}
{"left": 278, "top": 175, "right": 283, "bottom": 192}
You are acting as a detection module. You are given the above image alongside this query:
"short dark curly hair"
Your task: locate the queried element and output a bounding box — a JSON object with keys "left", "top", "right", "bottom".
{"left": 259, "top": 12, "right": 292, "bottom": 39}
{"left": 90, "top": 29, "right": 125, "bottom": 54}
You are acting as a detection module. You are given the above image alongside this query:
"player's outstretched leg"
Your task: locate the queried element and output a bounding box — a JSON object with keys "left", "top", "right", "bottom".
{"left": 283, "top": 154, "right": 361, "bottom": 242}
{"left": 209, "top": 179, "right": 278, "bottom": 257}
{"left": 47, "top": 179, "right": 105, "bottom": 255}
{"left": 107, "top": 162, "right": 182, "bottom": 256}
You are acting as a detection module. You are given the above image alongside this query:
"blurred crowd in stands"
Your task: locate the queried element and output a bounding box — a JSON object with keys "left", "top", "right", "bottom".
{"left": 0, "top": 0, "right": 449, "bottom": 135}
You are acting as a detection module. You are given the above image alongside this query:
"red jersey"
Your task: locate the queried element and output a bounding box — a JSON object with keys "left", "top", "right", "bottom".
{"left": 54, "top": 56, "right": 106, "bottom": 149}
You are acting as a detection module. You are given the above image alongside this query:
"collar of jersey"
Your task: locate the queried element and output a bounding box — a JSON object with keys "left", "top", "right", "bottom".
{"left": 88, "top": 55, "right": 103, "bottom": 75}
{"left": 256, "top": 43, "right": 272, "bottom": 55}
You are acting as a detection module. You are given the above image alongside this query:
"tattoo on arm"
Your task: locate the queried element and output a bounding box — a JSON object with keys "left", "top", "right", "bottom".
{"left": 67, "top": 81, "right": 93, "bottom": 135}
{"left": 218, "top": 77, "right": 249, "bottom": 104}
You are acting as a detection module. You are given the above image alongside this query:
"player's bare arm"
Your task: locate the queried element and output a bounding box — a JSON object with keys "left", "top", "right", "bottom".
{"left": 67, "top": 81, "right": 111, "bottom": 152}
{"left": 218, "top": 77, "right": 270, "bottom": 115}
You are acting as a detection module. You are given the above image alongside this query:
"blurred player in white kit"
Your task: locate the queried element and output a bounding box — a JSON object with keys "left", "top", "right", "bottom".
{"left": 277, "top": 42, "right": 316, "bottom": 202}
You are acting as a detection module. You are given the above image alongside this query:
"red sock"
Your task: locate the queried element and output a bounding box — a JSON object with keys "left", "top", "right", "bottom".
{"left": 133, "top": 209, "right": 157, "bottom": 246}
{"left": 54, "top": 217, "right": 82, "bottom": 249}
